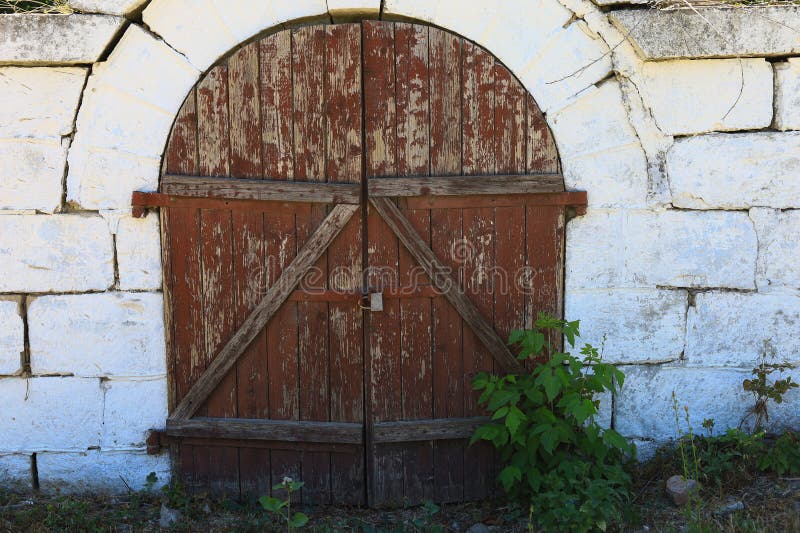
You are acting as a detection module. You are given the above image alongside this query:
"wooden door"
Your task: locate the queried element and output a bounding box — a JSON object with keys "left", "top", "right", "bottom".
{"left": 136, "top": 21, "right": 585, "bottom": 507}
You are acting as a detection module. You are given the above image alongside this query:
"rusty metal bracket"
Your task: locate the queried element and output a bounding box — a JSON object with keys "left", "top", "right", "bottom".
{"left": 146, "top": 429, "right": 171, "bottom": 455}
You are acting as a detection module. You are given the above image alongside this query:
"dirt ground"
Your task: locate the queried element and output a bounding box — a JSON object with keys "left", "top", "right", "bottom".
{"left": 1, "top": 471, "right": 799, "bottom": 532}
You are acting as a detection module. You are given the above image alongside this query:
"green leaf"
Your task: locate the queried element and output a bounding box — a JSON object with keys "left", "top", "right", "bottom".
{"left": 289, "top": 511, "right": 309, "bottom": 528}
{"left": 498, "top": 465, "right": 522, "bottom": 491}
{"left": 258, "top": 495, "right": 287, "bottom": 513}
{"left": 287, "top": 481, "right": 305, "bottom": 491}
{"left": 505, "top": 406, "right": 527, "bottom": 436}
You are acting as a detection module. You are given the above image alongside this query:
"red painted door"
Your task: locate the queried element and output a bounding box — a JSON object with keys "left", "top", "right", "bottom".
{"left": 153, "top": 21, "right": 573, "bottom": 507}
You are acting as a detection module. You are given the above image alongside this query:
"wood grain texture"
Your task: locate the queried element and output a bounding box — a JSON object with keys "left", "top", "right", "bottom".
{"left": 370, "top": 197, "right": 523, "bottom": 375}
{"left": 158, "top": 21, "right": 570, "bottom": 506}
{"left": 170, "top": 204, "right": 359, "bottom": 420}
{"left": 167, "top": 417, "right": 363, "bottom": 444}
{"left": 373, "top": 417, "right": 490, "bottom": 443}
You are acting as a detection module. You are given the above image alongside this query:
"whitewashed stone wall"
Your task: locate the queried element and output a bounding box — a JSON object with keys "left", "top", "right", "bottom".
{"left": 0, "top": 2, "right": 798, "bottom": 491}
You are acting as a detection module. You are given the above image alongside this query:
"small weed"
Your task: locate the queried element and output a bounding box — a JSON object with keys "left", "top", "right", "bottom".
{"left": 259, "top": 477, "right": 309, "bottom": 532}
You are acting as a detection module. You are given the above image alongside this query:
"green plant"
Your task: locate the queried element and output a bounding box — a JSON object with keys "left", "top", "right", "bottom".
{"left": 259, "top": 477, "right": 308, "bottom": 532}
{"left": 740, "top": 343, "right": 798, "bottom": 432}
{"left": 411, "top": 500, "right": 443, "bottom": 533}
{"left": 471, "top": 314, "right": 634, "bottom": 532}
{"left": 758, "top": 430, "right": 800, "bottom": 476}
{"left": 0, "top": 0, "right": 72, "bottom": 13}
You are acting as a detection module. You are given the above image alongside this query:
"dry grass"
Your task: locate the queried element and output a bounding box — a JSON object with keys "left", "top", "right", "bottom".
{"left": 0, "top": 1, "right": 72, "bottom": 14}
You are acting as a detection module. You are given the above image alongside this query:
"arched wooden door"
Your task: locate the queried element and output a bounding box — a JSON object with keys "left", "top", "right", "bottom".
{"left": 133, "top": 21, "right": 585, "bottom": 507}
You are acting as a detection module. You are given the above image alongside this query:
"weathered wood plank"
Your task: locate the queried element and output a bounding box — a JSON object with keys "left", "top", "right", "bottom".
{"left": 197, "top": 64, "right": 230, "bottom": 177}
{"left": 429, "top": 27, "right": 461, "bottom": 175}
{"left": 373, "top": 417, "right": 490, "bottom": 443}
{"left": 402, "top": 191, "right": 586, "bottom": 210}
{"left": 369, "top": 174, "right": 563, "bottom": 197}
{"left": 260, "top": 30, "right": 294, "bottom": 179}
{"left": 228, "top": 42, "right": 263, "bottom": 178}
{"left": 370, "top": 198, "right": 523, "bottom": 375}
{"left": 395, "top": 21, "right": 434, "bottom": 504}
{"left": 167, "top": 417, "right": 364, "bottom": 445}
{"left": 161, "top": 175, "right": 360, "bottom": 204}
{"left": 170, "top": 204, "right": 359, "bottom": 420}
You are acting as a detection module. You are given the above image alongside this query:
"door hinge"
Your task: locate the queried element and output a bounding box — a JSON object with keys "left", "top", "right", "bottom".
{"left": 146, "top": 429, "right": 171, "bottom": 455}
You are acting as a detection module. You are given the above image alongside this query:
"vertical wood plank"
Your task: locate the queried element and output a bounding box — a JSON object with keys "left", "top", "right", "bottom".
{"left": 527, "top": 94, "right": 559, "bottom": 174}
{"left": 326, "top": 23, "right": 365, "bottom": 506}
{"left": 292, "top": 24, "right": 331, "bottom": 505}
{"left": 526, "top": 206, "right": 565, "bottom": 350}
{"left": 395, "top": 22, "right": 434, "bottom": 505}
{"left": 429, "top": 27, "right": 461, "bottom": 176}
{"left": 164, "top": 91, "right": 198, "bottom": 175}
{"left": 197, "top": 65, "right": 231, "bottom": 177}
{"left": 260, "top": 31, "right": 294, "bottom": 180}
{"left": 364, "top": 20, "right": 404, "bottom": 506}
{"left": 228, "top": 42, "right": 263, "bottom": 179}
{"left": 169, "top": 208, "right": 203, "bottom": 404}
{"left": 428, "top": 25, "right": 465, "bottom": 504}
{"left": 461, "top": 42, "right": 496, "bottom": 501}
{"left": 199, "top": 208, "right": 236, "bottom": 418}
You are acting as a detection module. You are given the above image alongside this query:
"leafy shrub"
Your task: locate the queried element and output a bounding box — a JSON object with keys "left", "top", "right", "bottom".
{"left": 758, "top": 430, "right": 800, "bottom": 476}
{"left": 471, "top": 314, "right": 634, "bottom": 532}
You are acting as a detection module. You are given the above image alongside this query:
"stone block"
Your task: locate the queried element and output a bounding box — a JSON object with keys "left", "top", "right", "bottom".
{"left": 0, "top": 139, "right": 67, "bottom": 213}
{"left": 641, "top": 59, "right": 773, "bottom": 135}
{"left": 72, "top": 85, "right": 174, "bottom": 159}
{"left": 565, "top": 209, "right": 625, "bottom": 290}
{"left": 561, "top": 143, "right": 649, "bottom": 208}
{"left": 69, "top": 0, "right": 149, "bottom": 16}
{"left": 610, "top": 7, "right": 800, "bottom": 60}
{"left": 549, "top": 81, "right": 640, "bottom": 160}
{"left": 475, "top": 0, "right": 572, "bottom": 76}
{"left": 0, "top": 214, "right": 114, "bottom": 293}
{"left": 0, "top": 454, "right": 31, "bottom": 492}
{"left": 28, "top": 292, "right": 166, "bottom": 378}
{"left": 116, "top": 213, "right": 162, "bottom": 291}
{"left": 86, "top": 25, "right": 199, "bottom": 114}
{"left": 518, "top": 22, "right": 612, "bottom": 112}
{"left": 750, "top": 208, "right": 800, "bottom": 290}
{"left": 624, "top": 210, "right": 757, "bottom": 289}
{"left": 37, "top": 450, "right": 170, "bottom": 494}
{"left": 0, "top": 377, "right": 102, "bottom": 451}
{"left": 0, "top": 298, "right": 23, "bottom": 376}
{"left": 775, "top": 59, "right": 800, "bottom": 131}
{"left": 566, "top": 289, "right": 687, "bottom": 364}
{"left": 144, "top": 0, "right": 327, "bottom": 71}
{"left": 686, "top": 291, "right": 800, "bottom": 367}
{"left": 0, "top": 14, "right": 124, "bottom": 65}
{"left": 102, "top": 378, "right": 168, "bottom": 449}
{"left": 615, "top": 366, "right": 751, "bottom": 441}
{"left": 668, "top": 132, "right": 800, "bottom": 209}
{"left": 0, "top": 67, "right": 87, "bottom": 138}
{"left": 66, "top": 144, "right": 160, "bottom": 210}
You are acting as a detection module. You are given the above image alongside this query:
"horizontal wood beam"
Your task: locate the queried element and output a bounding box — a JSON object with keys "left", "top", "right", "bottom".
{"left": 372, "top": 417, "right": 490, "bottom": 443}
{"left": 402, "top": 191, "right": 587, "bottom": 210}
{"left": 167, "top": 418, "right": 364, "bottom": 445}
{"left": 369, "top": 174, "right": 564, "bottom": 197}
{"left": 132, "top": 174, "right": 572, "bottom": 216}
{"left": 162, "top": 174, "right": 361, "bottom": 204}
{"left": 131, "top": 191, "right": 313, "bottom": 218}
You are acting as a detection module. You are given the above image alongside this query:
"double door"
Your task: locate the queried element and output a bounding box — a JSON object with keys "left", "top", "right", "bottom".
{"left": 138, "top": 20, "right": 582, "bottom": 506}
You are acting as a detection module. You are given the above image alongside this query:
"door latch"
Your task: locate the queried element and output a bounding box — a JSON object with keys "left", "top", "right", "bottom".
{"left": 361, "top": 291, "right": 384, "bottom": 312}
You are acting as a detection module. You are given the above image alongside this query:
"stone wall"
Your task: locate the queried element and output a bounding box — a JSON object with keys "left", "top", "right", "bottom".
{"left": 0, "top": 0, "right": 798, "bottom": 492}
